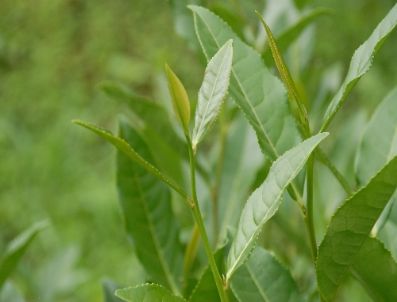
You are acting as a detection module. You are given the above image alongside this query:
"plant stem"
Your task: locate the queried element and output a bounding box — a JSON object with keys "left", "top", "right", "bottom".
{"left": 305, "top": 156, "right": 317, "bottom": 260}
{"left": 187, "top": 138, "right": 229, "bottom": 302}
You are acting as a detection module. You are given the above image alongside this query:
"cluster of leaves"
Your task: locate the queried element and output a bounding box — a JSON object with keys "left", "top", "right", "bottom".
{"left": 75, "top": 2, "right": 397, "bottom": 302}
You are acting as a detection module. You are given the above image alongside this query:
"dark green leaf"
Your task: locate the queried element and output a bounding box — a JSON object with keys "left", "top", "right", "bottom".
{"left": 351, "top": 237, "right": 397, "bottom": 301}
{"left": 117, "top": 121, "right": 184, "bottom": 292}
{"left": 230, "top": 247, "right": 304, "bottom": 302}
{"left": 317, "top": 155, "right": 397, "bottom": 301}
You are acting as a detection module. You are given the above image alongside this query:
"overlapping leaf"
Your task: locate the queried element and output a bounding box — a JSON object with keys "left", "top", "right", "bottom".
{"left": 226, "top": 133, "right": 328, "bottom": 279}
{"left": 116, "top": 121, "right": 183, "bottom": 292}
{"left": 116, "top": 284, "right": 186, "bottom": 302}
{"left": 190, "top": 5, "right": 299, "bottom": 159}
{"left": 321, "top": 3, "right": 397, "bottom": 131}
{"left": 192, "top": 39, "right": 233, "bottom": 149}
{"left": 230, "top": 247, "right": 304, "bottom": 302}
{"left": 317, "top": 155, "right": 397, "bottom": 301}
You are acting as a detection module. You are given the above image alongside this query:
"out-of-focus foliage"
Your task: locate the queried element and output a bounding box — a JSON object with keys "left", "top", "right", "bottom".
{"left": 1, "top": 0, "right": 396, "bottom": 301}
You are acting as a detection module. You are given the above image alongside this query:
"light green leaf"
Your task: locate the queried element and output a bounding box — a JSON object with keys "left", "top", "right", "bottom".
{"left": 230, "top": 247, "right": 304, "bottom": 302}
{"left": 226, "top": 133, "right": 328, "bottom": 280}
{"left": 217, "top": 115, "right": 263, "bottom": 244}
{"left": 190, "top": 5, "right": 299, "bottom": 159}
{"left": 274, "top": 8, "right": 332, "bottom": 53}
{"left": 73, "top": 120, "right": 187, "bottom": 199}
{"left": 116, "top": 121, "right": 183, "bottom": 292}
{"left": 103, "top": 280, "right": 124, "bottom": 302}
{"left": 356, "top": 87, "right": 397, "bottom": 185}
{"left": 116, "top": 284, "right": 186, "bottom": 302}
{"left": 351, "top": 237, "right": 397, "bottom": 301}
{"left": 165, "top": 64, "right": 191, "bottom": 136}
{"left": 0, "top": 221, "right": 48, "bottom": 290}
{"left": 192, "top": 39, "right": 233, "bottom": 149}
{"left": 316, "top": 155, "right": 397, "bottom": 301}
{"left": 321, "top": 3, "right": 397, "bottom": 131}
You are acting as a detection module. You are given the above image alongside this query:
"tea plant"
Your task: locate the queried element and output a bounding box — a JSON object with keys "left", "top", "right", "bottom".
{"left": 75, "top": 3, "right": 397, "bottom": 302}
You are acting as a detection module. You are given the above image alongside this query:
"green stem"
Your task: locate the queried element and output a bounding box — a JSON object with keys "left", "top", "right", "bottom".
{"left": 187, "top": 138, "right": 229, "bottom": 302}
{"left": 305, "top": 156, "right": 317, "bottom": 260}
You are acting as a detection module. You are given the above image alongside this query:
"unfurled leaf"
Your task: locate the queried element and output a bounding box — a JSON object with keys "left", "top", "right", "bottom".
{"left": 192, "top": 39, "right": 233, "bottom": 149}
{"left": 73, "top": 120, "right": 186, "bottom": 199}
{"left": 226, "top": 133, "right": 328, "bottom": 280}
{"left": 257, "top": 13, "right": 309, "bottom": 137}
{"left": 0, "top": 221, "right": 48, "bottom": 290}
{"left": 351, "top": 237, "right": 397, "bottom": 301}
{"left": 321, "top": 3, "right": 397, "bottom": 131}
{"left": 356, "top": 87, "right": 397, "bottom": 185}
{"left": 230, "top": 247, "right": 304, "bottom": 302}
{"left": 317, "top": 155, "right": 397, "bottom": 301}
{"left": 165, "top": 64, "right": 191, "bottom": 136}
{"left": 116, "top": 284, "right": 186, "bottom": 302}
{"left": 190, "top": 5, "right": 299, "bottom": 159}
{"left": 116, "top": 121, "right": 183, "bottom": 292}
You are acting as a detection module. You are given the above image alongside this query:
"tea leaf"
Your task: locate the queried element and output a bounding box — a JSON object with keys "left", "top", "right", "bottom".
{"left": 230, "top": 247, "right": 304, "bottom": 302}
{"left": 356, "top": 87, "right": 397, "bottom": 185}
{"left": 192, "top": 39, "right": 233, "bottom": 149}
{"left": 317, "top": 155, "right": 397, "bottom": 301}
{"left": 351, "top": 237, "right": 397, "bottom": 301}
{"left": 0, "top": 221, "right": 48, "bottom": 290}
{"left": 190, "top": 5, "right": 299, "bottom": 159}
{"left": 73, "top": 120, "right": 187, "bottom": 199}
{"left": 257, "top": 13, "right": 310, "bottom": 137}
{"left": 165, "top": 64, "right": 191, "bottom": 136}
{"left": 226, "top": 133, "right": 328, "bottom": 279}
{"left": 116, "top": 284, "right": 186, "bottom": 302}
{"left": 321, "top": 3, "right": 397, "bottom": 131}
{"left": 117, "top": 121, "right": 183, "bottom": 292}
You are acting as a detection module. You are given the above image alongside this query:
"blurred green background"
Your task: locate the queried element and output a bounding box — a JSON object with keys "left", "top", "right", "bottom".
{"left": 1, "top": 0, "right": 396, "bottom": 301}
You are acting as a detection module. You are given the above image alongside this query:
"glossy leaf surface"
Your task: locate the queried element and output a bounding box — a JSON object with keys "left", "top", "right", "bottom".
{"left": 226, "top": 133, "right": 328, "bottom": 279}
{"left": 192, "top": 39, "right": 233, "bottom": 149}
{"left": 317, "top": 155, "right": 397, "bottom": 301}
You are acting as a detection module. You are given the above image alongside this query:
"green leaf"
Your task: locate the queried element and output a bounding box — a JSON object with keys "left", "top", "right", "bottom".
{"left": 351, "top": 237, "right": 397, "bottom": 301}
{"left": 165, "top": 64, "right": 191, "bottom": 136}
{"left": 230, "top": 247, "right": 304, "bottom": 302}
{"left": 275, "top": 8, "right": 332, "bottom": 52}
{"left": 192, "top": 39, "right": 233, "bottom": 149}
{"left": 356, "top": 87, "right": 397, "bottom": 185}
{"left": 0, "top": 220, "right": 48, "bottom": 290}
{"left": 116, "top": 284, "right": 186, "bottom": 302}
{"left": 73, "top": 120, "right": 187, "bottom": 199}
{"left": 217, "top": 115, "right": 263, "bottom": 243}
{"left": 257, "top": 13, "right": 309, "bottom": 137}
{"left": 226, "top": 133, "right": 328, "bottom": 280}
{"left": 189, "top": 245, "right": 226, "bottom": 302}
{"left": 321, "top": 4, "right": 397, "bottom": 131}
{"left": 316, "top": 155, "right": 397, "bottom": 301}
{"left": 190, "top": 5, "right": 299, "bottom": 159}
{"left": 103, "top": 280, "right": 124, "bottom": 302}
{"left": 116, "top": 121, "right": 184, "bottom": 292}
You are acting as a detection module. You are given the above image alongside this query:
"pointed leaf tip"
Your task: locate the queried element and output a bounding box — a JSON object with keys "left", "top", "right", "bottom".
{"left": 164, "top": 64, "right": 191, "bottom": 136}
